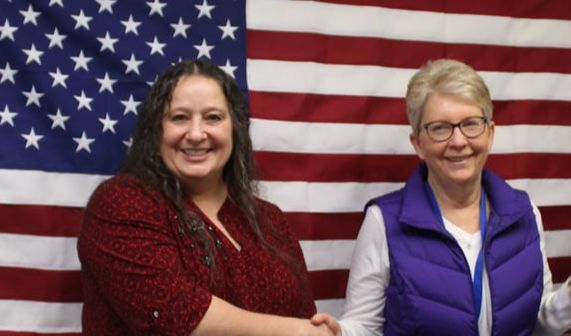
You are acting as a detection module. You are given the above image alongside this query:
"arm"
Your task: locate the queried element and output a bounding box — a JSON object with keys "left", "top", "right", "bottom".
{"left": 531, "top": 203, "right": 571, "bottom": 335}
{"left": 338, "top": 205, "right": 390, "bottom": 336}
{"left": 192, "top": 296, "right": 333, "bottom": 336}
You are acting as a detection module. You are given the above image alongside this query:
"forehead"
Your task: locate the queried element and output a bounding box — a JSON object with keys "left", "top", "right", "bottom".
{"left": 423, "top": 92, "right": 481, "bottom": 122}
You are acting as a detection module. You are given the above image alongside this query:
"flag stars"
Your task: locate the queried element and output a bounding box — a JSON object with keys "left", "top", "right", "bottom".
{"left": 72, "top": 10, "right": 93, "bottom": 30}
{"left": 74, "top": 90, "right": 93, "bottom": 111}
{"left": 0, "top": 19, "right": 18, "bottom": 41}
{"left": 121, "top": 94, "right": 140, "bottom": 115}
{"left": 123, "top": 137, "right": 133, "bottom": 148}
{"left": 194, "top": 39, "right": 214, "bottom": 59}
{"left": 22, "top": 86, "right": 44, "bottom": 107}
{"left": 121, "top": 15, "right": 141, "bottom": 35}
{"left": 96, "top": 0, "right": 117, "bottom": 14}
{"left": 22, "top": 44, "right": 44, "bottom": 65}
{"left": 195, "top": 0, "right": 215, "bottom": 19}
{"left": 47, "top": 109, "right": 70, "bottom": 130}
{"left": 21, "top": 128, "right": 44, "bottom": 150}
{"left": 19, "top": 4, "right": 41, "bottom": 26}
{"left": 99, "top": 113, "right": 118, "bottom": 133}
{"left": 97, "top": 31, "right": 119, "bottom": 52}
{"left": 218, "top": 20, "right": 238, "bottom": 40}
{"left": 0, "top": 105, "right": 18, "bottom": 126}
{"left": 70, "top": 50, "right": 92, "bottom": 71}
{"left": 122, "top": 53, "right": 143, "bottom": 75}
{"left": 97, "top": 72, "right": 117, "bottom": 93}
{"left": 73, "top": 131, "right": 95, "bottom": 153}
{"left": 0, "top": 63, "right": 18, "bottom": 84}
{"left": 45, "top": 27, "right": 67, "bottom": 49}
{"left": 146, "top": 36, "right": 166, "bottom": 55}
{"left": 171, "top": 17, "right": 190, "bottom": 38}
{"left": 220, "top": 59, "right": 238, "bottom": 78}
{"left": 147, "top": 0, "right": 167, "bottom": 17}
{"left": 48, "top": 0, "right": 64, "bottom": 7}
{"left": 49, "top": 67, "right": 69, "bottom": 88}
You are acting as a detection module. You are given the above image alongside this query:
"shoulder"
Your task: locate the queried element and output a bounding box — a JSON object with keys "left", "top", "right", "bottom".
{"left": 85, "top": 174, "right": 168, "bottom": 222}
{"left": 365, "top": 188, "right": 404, "bottom": 213}
{"left": 256, "top": 197, "right": 285, "bottom": 218}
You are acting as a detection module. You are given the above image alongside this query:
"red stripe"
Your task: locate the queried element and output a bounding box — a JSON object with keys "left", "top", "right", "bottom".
{"left": 309, "top": 269, "right": 348, "bottom": 300}
{"left": 288, "top": 212, "right": 363, "bottom": 241}
{"left": 0, "top": 267, "right": 82, "bottom": 302}
{"left": 255, "top": 152, "right": 571, "bottom": 182}
{"left": 307, "top": 257, "right": 570, "bottom": 301}
{"left": 289, "top": 207, "right": 571, "bottom": 241}
{"left": 547, "top": 257, "right": 571, "bottom": 284}
{"left": 0, "top": 204, "right": 82, "bottom": 237}
{"left": 313, "top": 0, "right": 571, "bottom": 20}
{"left": 249, "top": 92, "right": 571, "bottom": 126}
{"left": 248, "top": 30, "right": 571, "bottom": 73}
{"left": 540, "top": 206, "right": 571, "bottom": 231}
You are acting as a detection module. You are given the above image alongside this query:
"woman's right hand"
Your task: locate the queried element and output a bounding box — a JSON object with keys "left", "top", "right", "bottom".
{"left": 297, "top": 319, "right": 338, "bottom": 336}
{"left": 309, "top": 313, "right": 341, "bottom": 336}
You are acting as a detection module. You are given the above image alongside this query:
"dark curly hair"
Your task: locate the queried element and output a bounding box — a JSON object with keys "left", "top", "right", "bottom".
{"left": 121, "top": 59, "right": 303, "bottom": 286}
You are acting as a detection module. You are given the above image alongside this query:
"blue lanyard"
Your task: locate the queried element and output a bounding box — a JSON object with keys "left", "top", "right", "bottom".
{"left": 424, "top": 184, "right": 487, "bottom": 317}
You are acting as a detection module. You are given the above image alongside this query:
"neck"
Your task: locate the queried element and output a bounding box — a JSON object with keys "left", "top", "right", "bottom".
{"left": 427, "top": 174, "right": 481, "bottom": 211}
{"left": 186, "top": 177, "right": 228, "bottom": 217}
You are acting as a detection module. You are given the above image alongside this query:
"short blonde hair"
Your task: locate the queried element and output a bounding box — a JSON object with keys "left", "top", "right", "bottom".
{"left": 405, "top": 59, "right": 493, "bottom": 134}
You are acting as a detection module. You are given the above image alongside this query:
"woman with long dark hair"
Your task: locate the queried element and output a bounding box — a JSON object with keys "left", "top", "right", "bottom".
{"left": 78, "top": 59, "right": 334, "bottom": 335}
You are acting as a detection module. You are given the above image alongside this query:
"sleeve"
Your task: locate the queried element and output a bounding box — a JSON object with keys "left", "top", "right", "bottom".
{"left": 531, "top": 202, "right": 571, "bottom": 336}
{"left": 339, "top": 205, "right": 390, "bottom": 336}
{"left": 270, "top": 203, "right": 318, "bottom": 318}
{"left": 77, "top": 177, "right": 212, "bottom": 335}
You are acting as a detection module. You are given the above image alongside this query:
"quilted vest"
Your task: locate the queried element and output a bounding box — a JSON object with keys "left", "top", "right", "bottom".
{"left": 368, "top": 165, "right": 543, "bottom": 336}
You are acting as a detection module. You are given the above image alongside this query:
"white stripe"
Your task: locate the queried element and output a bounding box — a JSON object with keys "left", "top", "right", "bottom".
{"left": 0, "top": 300, "right": 82, "bottom": 333}
{"left": 315, "top": 298, "right": 345, "bottom": 319}
{"left": 544, "top": 230, "right": 571, "bottom": 258}
{"left": 258, "top": 179, "right": 571, "bottom": 213}
{"left": 493, "top": 125, "right": 571, "bottom": 154}
{"left": 0, "top": 233, "right": 80, "bottom": 271}
{"left": 250, "top": 119, "right": 571, "bottom": 155}
{"left": 300, "top": 240, "right": 355, "bottom": 271}
{"left": 507, "top": 179, "right": 571, "bottom": 207}
{"left": 258, "top": 181, "right": 403, "bottom": 213}
{"left": 1, "top": 224, "right": 566, "bottom": 274}
{"left": 300, "top": 232, "right": 570, "bottom": 274}
{"left": 2, "top": 170, "right": 570, "bottom": 209}
{"left": 0, "top": 169, "right": 109, "bottom": 207}
{"left": 247, "top": 0, "right": 571, "bottom": 48}
{"left": 247, "top": 60, "right": 571, "bottom": 101}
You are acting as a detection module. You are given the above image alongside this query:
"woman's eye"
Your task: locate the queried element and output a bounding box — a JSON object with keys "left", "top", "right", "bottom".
{"left": 206, "top": 114, "right": 222, "bottom": 122}
{"left": 171, "top": 114, "right": 188, "bottom": 122}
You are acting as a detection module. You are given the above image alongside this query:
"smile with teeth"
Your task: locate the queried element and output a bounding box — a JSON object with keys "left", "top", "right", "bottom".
{"left": 182, "top": 148, "right": 210, "bottom": 155}
{"left": 446, "top": 155, "right": 470, "bottom": 162}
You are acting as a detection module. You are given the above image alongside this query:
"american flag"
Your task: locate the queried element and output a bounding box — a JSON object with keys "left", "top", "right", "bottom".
{"left": 0, "top": 0, "right": 569, "bottom": 333}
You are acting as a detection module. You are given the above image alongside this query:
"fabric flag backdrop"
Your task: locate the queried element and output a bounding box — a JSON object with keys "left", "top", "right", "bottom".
{"left": 0, "top": 0, "right": 570, "bottom": 334}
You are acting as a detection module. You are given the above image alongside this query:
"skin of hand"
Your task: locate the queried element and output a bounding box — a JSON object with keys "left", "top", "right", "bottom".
{"left": 310, "top": 313, "right": 342, "bottom": 336}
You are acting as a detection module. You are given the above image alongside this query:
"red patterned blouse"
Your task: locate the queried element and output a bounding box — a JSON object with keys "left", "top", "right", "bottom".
{"left": 78, "top": 174, "right": 316, "bottom": 335}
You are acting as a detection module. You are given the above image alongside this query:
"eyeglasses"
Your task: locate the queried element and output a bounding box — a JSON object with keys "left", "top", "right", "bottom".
{"left": 422, "top": 116, "right": 489, "bottom": 142}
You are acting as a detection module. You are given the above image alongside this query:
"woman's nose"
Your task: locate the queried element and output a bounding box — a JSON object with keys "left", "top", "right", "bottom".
{"left": 186, "top": 120, "right": 206, "bottom": 141}
{"left": 448, "top": 126, "right": 468, "bottom": 146}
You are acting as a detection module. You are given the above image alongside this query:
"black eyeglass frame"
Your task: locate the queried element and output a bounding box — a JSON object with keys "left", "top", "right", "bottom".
{"left": 422, "top": 116, "right": 489, "bottom": 142}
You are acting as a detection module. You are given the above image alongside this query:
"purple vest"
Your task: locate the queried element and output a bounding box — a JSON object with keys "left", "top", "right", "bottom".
{"left": 368, "top": 165, "right": 543, "bottom": 335}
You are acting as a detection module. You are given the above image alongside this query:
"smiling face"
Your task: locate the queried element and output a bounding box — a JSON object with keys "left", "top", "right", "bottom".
{"left": 410, "top": 92, "right": 494, "bottom": 189}
{"left": 160, "top": 75, "right": 233, "bottom": 191}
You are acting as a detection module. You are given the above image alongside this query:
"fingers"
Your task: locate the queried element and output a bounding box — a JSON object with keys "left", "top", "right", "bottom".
{"left": 310, "top": 313, "right": 341, "bottom": 336}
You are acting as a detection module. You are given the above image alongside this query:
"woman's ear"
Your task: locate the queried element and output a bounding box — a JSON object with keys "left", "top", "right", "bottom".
{"left": 487, "top": 121, "right": 495, "bottom": 152}
{"left": 410, "top": 132, "right": 425, "bottom": 161}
